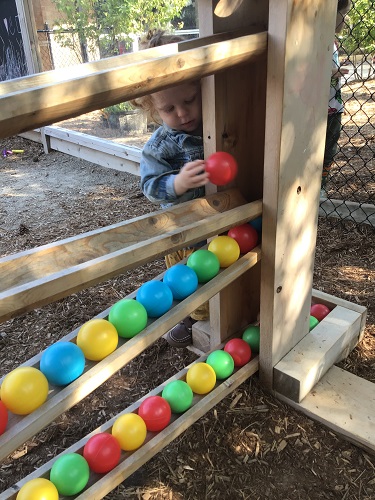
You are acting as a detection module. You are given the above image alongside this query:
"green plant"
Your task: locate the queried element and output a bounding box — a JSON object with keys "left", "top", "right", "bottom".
{"left": 52, "top": 0, "right": 191, "bottom": 61}
{"left": 102, "top": 101, "right": 136, "bottom": 116}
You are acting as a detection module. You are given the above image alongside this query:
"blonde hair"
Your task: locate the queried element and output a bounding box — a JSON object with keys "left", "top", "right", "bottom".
{"left": 131, "top": 30, "right": 184, "bottom": 124}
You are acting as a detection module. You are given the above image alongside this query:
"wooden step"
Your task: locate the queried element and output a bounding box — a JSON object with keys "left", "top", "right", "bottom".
{"left": 277, "top": 365, "right": 375, "bottom": 454}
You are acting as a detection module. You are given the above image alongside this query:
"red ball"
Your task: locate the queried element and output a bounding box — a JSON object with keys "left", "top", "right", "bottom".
{"left": 0, "top": 400, "right": 8, "bottom": 435}
{"left": 138, "top": 396, "right": 171, "bottom": 432}
{"left": 206, "top": 152, "right": 238, "bottom": 186}
{"left": 224, "top": 338, "right": 252, "bottom": 367}
{"left": 310, "top": 303, "right": 331, "bottom": 322}
{"left": 228, "top": 224, "right": 258, "bottom": 254}
{"left": 83, "top": 433, "right": 121, "bottom": 474}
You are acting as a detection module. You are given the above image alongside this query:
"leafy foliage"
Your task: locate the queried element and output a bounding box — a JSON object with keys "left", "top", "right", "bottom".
{"left": 340, "top": 0, "right": 375, "bottom": 56}
{"left": 52, "top": 0, "right": 190, "bottom": 61}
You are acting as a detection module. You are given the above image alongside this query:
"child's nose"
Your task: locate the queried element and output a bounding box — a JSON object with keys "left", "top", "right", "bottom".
{"left": 176, "top": 105, "right": 188, "bottom": 118}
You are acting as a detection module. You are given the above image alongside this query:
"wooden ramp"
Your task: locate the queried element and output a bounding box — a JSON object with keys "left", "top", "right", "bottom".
{"left": 277, "top": 365, "right": 375, "bottom": 455}
{"left": 0, "top": 248, "right": 261, "bottom": 463}
{"left": 1, "top": 355, "right": 259, "bottom": 500}
{"left": 0, "top": 190, "right": 261, "bottom": 323}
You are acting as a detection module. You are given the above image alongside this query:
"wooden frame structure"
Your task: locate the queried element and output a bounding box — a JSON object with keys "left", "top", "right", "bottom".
{"left": 0, "top": 0, "right": 372, "bottom": 498}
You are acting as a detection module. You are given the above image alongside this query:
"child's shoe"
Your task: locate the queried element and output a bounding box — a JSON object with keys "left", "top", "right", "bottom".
{"left": 166, "top": 317, "right": 197, "bottom": 348}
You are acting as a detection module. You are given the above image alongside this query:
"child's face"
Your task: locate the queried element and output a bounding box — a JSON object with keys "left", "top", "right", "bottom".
{"left": 151, "top": 82, "right": 202, "bottom": 133}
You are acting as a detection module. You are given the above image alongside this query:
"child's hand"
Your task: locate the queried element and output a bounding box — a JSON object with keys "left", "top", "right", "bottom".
{"left": 174, "top": 160, "right": 210, "bottom": 196}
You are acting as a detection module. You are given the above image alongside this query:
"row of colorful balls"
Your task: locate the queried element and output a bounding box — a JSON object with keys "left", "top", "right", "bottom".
{"left": 0, "top": 221, "right": 261, "bottom": 425}
{"left": 13, "top": 334, "right": 259, "bottom": 499}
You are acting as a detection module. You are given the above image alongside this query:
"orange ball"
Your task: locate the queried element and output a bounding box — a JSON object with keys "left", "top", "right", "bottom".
{"left": 77, "top": 318, "right": 118, "bottom": 361}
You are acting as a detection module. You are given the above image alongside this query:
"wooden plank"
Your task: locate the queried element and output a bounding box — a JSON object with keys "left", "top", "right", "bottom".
{"left": 19, "top": 126, "right": 142, "bottom": 175}
{"left": 259, "top": 0, "right": 338, "bottom": 388}
{"left": 319, "top": 198, "right": 375, "bottom": 228}
{"left": 0, "top": 247, "right": 261, "bottom": 462}
{"left": 273, "top": 306, "right": 363, "bottom": 402}
{"left": 47, "top": 126, "right": 142, "bottom": 176}
{"left": 0, "top": 32, "right": 267, "bottom": 138}
{"left": 2, "top": 355, "right": 259, "bottom": 499}
{"left": 276, "top": 366, "right": 375, "bottom": 454}
{"left": 0, "top": 191, "right": 262, "bottom": 322}
{"left": 0, "top": 29, "right": 252, "bottom": 94}
{"left": 312, "top": 288, "right": 367, "bottom": 342}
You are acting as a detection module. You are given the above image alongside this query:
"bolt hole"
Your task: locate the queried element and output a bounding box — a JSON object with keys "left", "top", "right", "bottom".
{"left": 297, "top": 186, "right": 302, "bottom": 195}
{"left": 276, "top": 286, "right": 282, "bottom": 293}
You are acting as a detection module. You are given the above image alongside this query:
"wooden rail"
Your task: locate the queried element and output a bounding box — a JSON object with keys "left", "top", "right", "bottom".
{"left": 0, "top": 247, "right": 261, "bottom": 463}
{"left": 0, "top": 190, "right": 262, "bottom": 323}
{"left": 1, "top": 354, "right": 259, "bottom": 499}
{"left": 0, "top": 31, "right": 267, "bottom": 138}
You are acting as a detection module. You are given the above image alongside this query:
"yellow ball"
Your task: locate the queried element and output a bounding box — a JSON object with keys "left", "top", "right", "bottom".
{"left": 112, "top": 413, "right": 147, "bottom": 451}
{"left": 77, "top": 319, "right": 118, "bottom": 361}
{"left": 1, "top": 367, "right": 49, "bottom": 415}
{"left": 186, "top": 362, "right": 217, "bottom": 394}
{"left": 16, "top": 478, "right": 59, "bottom": 500}
{"left": 208, "top": 236, "right": 240, "bottom": 268}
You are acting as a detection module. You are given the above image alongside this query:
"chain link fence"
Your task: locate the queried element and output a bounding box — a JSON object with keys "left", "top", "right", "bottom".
{"left": 319, "top": 1, "right": 375, "bottom": 228}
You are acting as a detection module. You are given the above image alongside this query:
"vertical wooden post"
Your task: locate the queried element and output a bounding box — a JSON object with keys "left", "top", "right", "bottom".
{"left": 16, "top": 0, "right": 42, "bottom": 73}
{"left": 195, "top": 0, "right": 268, "bottom": 349}
{"left": 259, "top": 0, "right": 337, "bottom": 388}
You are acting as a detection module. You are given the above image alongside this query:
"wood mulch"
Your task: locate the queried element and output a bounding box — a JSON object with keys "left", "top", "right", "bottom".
{"left": 0, "top": 127, "right": 374, "bottom": 499}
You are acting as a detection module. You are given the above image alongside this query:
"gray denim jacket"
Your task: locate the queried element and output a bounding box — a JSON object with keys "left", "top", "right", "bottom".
{"left": 140, "top": 123, "right": 205, "bottom": 208}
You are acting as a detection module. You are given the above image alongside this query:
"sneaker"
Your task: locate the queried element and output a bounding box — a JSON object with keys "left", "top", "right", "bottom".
{"left": 166, "top": 317, "right": 197, "bottom": 348}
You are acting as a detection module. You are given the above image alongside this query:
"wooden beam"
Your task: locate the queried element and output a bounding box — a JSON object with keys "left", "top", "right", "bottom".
{"left": 0, "top": 248, "right": 261, "bottom": 462}
{"left": 19, "top": 126, "right": 142, "bottom": 174}
{"left": 259, "top": 0, "right": 338, "bottom": 388}
{"left": 0, "top": 32, "right": 267, "bottom": 138}
{"left": 273, "top": 305, "right": 364, "bottom": 402}
{"left": 0, "top": 190, "right": 262, "bottom": 323}
{"left": 277, "top": 366, "right": 375, "bottom": 455}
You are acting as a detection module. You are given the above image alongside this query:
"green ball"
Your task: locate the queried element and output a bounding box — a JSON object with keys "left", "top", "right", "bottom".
{"left": 50, "top": 453, "right": 90, "bottom": 496}
{"left": 187, "top": 249, "right": 220, "bottom": 283}
{"left": 242, "top": 325, "right": 260, "bottom": 353}
{"left": 162, "top": 380, "right": 194, "bottom": 413}
{"left": 309, "top": 315, "right": 319, "bottom": 331}
{"left": 108, "top": 298, "right": 148, "bottom": 338}
{"left": 206, "top": 350, "right": 235, "bottom": 379}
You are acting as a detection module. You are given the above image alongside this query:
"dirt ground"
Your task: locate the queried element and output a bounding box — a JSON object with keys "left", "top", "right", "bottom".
{"left": 0, "top": 117, "right": 375, "bottom": 499}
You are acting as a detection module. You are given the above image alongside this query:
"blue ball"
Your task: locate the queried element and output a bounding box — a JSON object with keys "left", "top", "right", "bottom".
{"left": 40, "top": 342, "right": 85, "bottom": 386}
{"left": 249, "top": 216, "right": 262, "bottom": 234}
{"left": 163, "top": 264, "right": 198, "bottom": 300}
{"left": 136, "top": 280, "right": 173, "bottom": 317}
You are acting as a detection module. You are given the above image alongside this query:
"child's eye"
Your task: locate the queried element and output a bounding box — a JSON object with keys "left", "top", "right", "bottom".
{"left": 185, "top": 96, "right": 196, "bottom": 104}
{"left": 164, "top": 106, "right": 174, "bottom": 113}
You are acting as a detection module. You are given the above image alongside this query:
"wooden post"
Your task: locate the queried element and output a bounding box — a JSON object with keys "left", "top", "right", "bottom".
{"left": 195, "top": 0, "right": 268, "bottom": 349}
{"left": 15, "top": 0, "right": 42, "bottom": 73}
{"left": 260, "top": 0, "right": 337, "bottom": 388}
